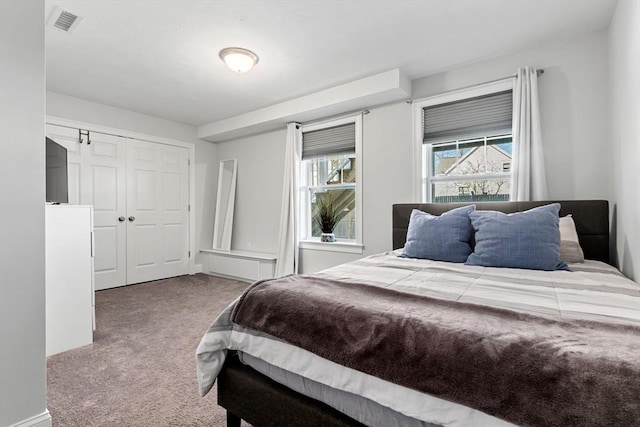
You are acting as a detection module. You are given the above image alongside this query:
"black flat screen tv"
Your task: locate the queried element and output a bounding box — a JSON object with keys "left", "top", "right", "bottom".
{"left": 45, "top": 137, "right": 69, "bottom": 204}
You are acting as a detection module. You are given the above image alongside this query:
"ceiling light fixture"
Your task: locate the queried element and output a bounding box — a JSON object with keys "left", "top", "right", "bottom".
{"left": 219, "top": 47, "right": 259, "bottom": 73}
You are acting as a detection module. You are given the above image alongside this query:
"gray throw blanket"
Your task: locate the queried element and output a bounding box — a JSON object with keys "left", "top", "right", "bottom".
{"left": 232, "top": 275, "right": 640, "bottom": 427}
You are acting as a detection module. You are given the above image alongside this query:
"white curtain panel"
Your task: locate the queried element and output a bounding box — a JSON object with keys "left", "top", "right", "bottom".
{"left": 510, "top": 66, "right": 549, "bottom": 201}
{"left": 275, "top": 123, "right": 301, "bottom": 277}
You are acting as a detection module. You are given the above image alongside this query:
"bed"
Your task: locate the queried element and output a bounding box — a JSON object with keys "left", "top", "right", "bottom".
{"left": 196, "top": 200, "right": 640, "bottom": 427}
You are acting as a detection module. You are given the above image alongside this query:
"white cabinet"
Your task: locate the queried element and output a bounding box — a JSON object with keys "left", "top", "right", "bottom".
{"left": 46, "top": 205, "right": 94, "bottom": 356}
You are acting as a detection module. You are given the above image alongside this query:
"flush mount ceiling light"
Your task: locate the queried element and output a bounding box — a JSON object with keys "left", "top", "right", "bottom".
{"left": 219, "top": 47, "right": 259, "bottom": 73}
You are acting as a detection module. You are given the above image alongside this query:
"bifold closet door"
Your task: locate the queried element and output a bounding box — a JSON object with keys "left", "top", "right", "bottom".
{"left": 47, "top": 124, "right": 190, "bottom": 289}
{"left": 126, "top": 139, "right": 189, "bottom": 285}
{"left": 46, "top": 125, "right": 127, "bottom": 290}
{"left": 87, "top": 132, "right": 127, "bottom": 290}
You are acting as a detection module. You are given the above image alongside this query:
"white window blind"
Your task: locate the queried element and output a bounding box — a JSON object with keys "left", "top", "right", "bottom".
{"left": 302, "top": 123, "right": 356, "bottom": 160}
{"left": 423, "top": 90, "right": 513, "bottom": 144}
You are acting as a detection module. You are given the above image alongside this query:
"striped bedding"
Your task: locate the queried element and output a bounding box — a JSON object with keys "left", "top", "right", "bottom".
{"left": 318, "top": 251, "right": 639, "bottom": 325}
{"left": 196, "top": 252, "right": 640, "bottom": 427}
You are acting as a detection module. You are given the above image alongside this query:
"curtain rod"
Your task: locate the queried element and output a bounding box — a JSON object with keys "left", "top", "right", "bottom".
{"left": 470, "top": 68, "right": 545, "bottom": 89}
{"left": 407, "top": 68, "right": 544, "bottom": 104}
{"left": 299, "top": 110, "right": 369, "bottom": 128}
{"left": 486, "top": 67, "right": 545, "bottom": 85}
{"left": 517, "top": 68, "right": 544, "bottom": 77}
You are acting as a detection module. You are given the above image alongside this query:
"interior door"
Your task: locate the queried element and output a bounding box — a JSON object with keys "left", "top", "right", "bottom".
{"left": 126, "top": 139, "right": 189, "bottom": 284}
{"left": 46, "top": 124, "right": 128, "bottom": 290}
{"left": 84, "top": 132, "right": 127, "bottom": 290}
{"left": 47, "top": 124, "right": 190, "bottom": 288}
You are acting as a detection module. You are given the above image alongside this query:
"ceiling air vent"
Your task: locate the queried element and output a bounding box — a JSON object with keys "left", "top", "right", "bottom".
{"left": 47, "top": 6, "right": 82, "bottom": 33}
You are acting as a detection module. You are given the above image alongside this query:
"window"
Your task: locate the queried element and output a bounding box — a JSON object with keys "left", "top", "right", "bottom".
{"left": 414, "top": 80, "right": 514, "bottom": 203}
{"left": 299, "top": 115, "right": 362, "bottom": 251}
{"left": 429, "top": 135, "right": 512, "bottom": 203}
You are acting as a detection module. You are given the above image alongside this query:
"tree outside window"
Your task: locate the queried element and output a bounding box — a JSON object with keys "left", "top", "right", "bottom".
{"left": 430, "top": 135, "right": 512, "bottom": 203}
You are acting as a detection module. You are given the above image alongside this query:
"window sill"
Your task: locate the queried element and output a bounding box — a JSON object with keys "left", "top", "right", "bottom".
{"left": 299, "top": 239, "right": 364, "bottom": 254}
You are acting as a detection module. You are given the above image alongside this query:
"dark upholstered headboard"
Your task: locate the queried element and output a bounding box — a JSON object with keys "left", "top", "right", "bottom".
{"left": 392, "top": 200, "right": 610, "bottom": 264}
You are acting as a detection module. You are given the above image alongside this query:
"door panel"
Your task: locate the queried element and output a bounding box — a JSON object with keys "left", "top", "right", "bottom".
{"left": 162, "top": 223, "right": 184, "bottom": 263}
{"left": 67, "top": 163, "right": 81, "bottom": 205}
{"left": 163, "top": 172, "right": 181, "bottom": 210}
{"left": 93, "top": 140, "right": 118, "bottom": 157}
{"left": 160, "top": 148, "right": 189, "bottom": 275}
{"left": 86, "top": 133, "right": 127, "bottom": 290}
{"left": 46, "top": 125, "right": 128, "bottom": 290}
{"left": 91, "top": 166, "right": 118, "bottom": 210}
{"left": 133, "top": 224, "right": 157, "bottom": 267}
{"left": 127, "top": 140, "right": 189, "bottom": 284}
{"left": 134, "top": 169, "right": 156, "bottom": 210}
{"left": 93, "top": 226, "right": 118, "bottom": 272}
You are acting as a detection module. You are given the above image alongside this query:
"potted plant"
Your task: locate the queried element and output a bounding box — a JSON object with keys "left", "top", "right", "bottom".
{"left": 315, "top": 194, "right": 338, "bottom": 242}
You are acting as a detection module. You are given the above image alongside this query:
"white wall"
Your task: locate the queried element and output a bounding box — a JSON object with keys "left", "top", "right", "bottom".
{"left": 215, "top": 31, "right": 612, "bottom": 273}
{"left": 0, "top": 1, "right": 50, "bottom": 426}
{"left": 46, "top": 92, "right": 218, "bottom": 267}
{"left": 215, "top": 129, "right": 285, "bottom": 254}
{"left": 609, "top": 0, "right": 640, "bottom": 280}
{"left": 215, "top": 102, "right": 414, "bottom": 273}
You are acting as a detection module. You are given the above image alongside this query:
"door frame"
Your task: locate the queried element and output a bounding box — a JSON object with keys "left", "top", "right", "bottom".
{"left": 46, "top": 115, "right": 197, "bottom": 276}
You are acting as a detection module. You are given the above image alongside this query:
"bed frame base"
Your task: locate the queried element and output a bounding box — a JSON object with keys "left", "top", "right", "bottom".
{"left": 226, "top": 411, "right": 240, "bottom": 427}
{"left": 217, "top": 352, "right": 365, "bottom": 427}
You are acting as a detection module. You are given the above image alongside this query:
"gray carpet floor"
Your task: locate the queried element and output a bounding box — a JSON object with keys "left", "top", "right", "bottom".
{"left": 47, "top": 273, "right": 249, "bottom": 426}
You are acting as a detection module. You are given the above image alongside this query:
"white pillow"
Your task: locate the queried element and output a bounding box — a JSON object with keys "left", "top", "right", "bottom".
{"left": 559, "top": 215, "right": 585, "bottom": 263}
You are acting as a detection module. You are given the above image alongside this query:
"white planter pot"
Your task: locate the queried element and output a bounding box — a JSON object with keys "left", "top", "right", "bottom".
{"left": 320, "top": 233, "right": 336, "bottom": 242}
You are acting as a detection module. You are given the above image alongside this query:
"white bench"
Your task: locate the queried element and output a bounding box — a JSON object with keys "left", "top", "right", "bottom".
{"left": 200, "top": 249, "right": 277, "bottom": 282}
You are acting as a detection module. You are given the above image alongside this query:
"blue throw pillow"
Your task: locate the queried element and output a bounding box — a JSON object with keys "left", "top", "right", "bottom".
{"left": 401, "top": 205, "right": 475, "bottom": 263}
{"left": 465, "top": 203, "right": 569, "bottom": 271}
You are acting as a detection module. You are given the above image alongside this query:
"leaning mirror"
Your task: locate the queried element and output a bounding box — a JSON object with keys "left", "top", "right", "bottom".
{"left": 212, "top": 159, "right": 237, "bottom": 251}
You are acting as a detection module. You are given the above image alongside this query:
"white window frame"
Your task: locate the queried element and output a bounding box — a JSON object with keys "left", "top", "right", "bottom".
{"left": 412, "top": 78, "right": 514, "bottom": 202}
{"left": 299, "top": 114, "right": 363, "bottom": 254}
{"left": 429, "top": 135, "right": 512, "bottom": 197}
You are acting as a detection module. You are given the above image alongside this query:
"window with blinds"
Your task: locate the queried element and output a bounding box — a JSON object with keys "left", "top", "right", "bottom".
{"left": 300, "top": 116, "right": 361, "bottom": 245}
{"left": 302, "top": 122, "right": 356, "bottom": 159}
{"left": 419, "top": 87, "right": 514, "bottom": 203}
{"left": 423, "top": 90, "right": 513, "bottom": 144}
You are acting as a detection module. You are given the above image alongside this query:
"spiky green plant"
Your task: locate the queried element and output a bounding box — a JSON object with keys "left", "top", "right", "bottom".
{"left": 314, "top": 194, "right": 338, "bottom": 234}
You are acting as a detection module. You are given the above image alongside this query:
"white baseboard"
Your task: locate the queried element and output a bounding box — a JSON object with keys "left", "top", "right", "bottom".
{"left": 194, "top": 263, "right": 203, "bottom": 273}
{"left": 201, "top": 270, "right": 254, "bottom": 283}
{"left": 9, "top": 410, "right": 51, "bottom": 427}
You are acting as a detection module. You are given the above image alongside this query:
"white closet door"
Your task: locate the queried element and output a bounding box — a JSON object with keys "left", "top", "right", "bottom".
{"left": 126, "top": 139, "right": 189, "bottom": 284}
{"left": 46, "top": 125, "right": 128, "bottom": 290}
{"left": 47, "top": 124, "right": 190, "bottom": 288}
{"left": 85, "top": 132, "right": 127, "bottom": 290}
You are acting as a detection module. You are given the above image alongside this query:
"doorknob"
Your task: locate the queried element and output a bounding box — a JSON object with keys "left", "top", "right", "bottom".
{"left": 118, "top": 216, "right": 125, "bottom": 222}
{"left": 128, "top": 216, "right": 135, "bottom": 222}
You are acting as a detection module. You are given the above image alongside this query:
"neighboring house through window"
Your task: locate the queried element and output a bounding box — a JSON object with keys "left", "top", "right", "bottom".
{"left": 414, "top": 80, "right": 514, "bottom": 203}
{"left": 299, "top": 114, "right": 363, "bottom": 252}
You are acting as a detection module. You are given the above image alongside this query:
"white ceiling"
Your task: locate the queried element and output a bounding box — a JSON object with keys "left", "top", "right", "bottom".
{"left": 45, "top": 0, "right": 616, "bottom": 128}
